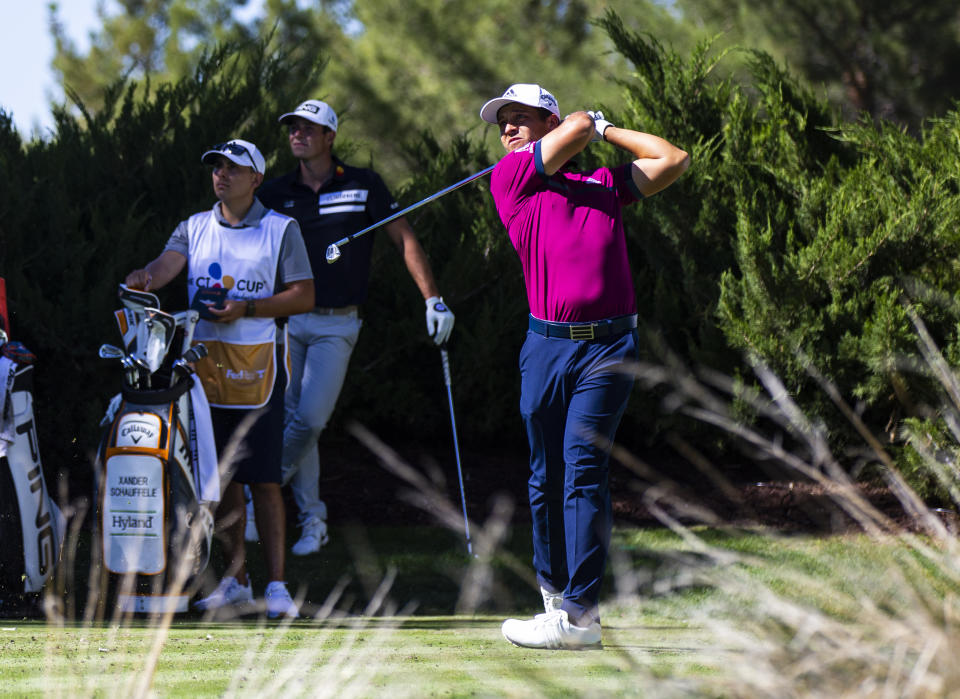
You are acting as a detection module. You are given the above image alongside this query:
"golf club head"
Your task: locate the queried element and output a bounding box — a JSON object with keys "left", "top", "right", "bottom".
{"left": 144, "top": 308, "right": 177, "bottom": 372}
{"left": 99, "top": 344, "right": 125, "bottom": 360}
{"left": 325, "top": 243, "right": 341, "bottom": 264}
{"left": 182, "top": 343, "right": 208, "bottom": 364}
{"left": 114, "top": 309, "right": 139, "bottom": 356}
{"left": 173, "top": 310, "right": 200, "bottom": 355}
{"left": 118, "top": 283, "right": 160, "bottom": 316}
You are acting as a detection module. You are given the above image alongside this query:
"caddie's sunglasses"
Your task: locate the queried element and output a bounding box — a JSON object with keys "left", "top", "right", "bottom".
{"left": 210, "top": 142, "right": 260, "bottom": 172}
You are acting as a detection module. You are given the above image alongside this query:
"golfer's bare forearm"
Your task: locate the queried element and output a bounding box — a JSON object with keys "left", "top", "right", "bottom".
{"left": 604, "top": 126, "right": 690, "bottom": 196}
{"left": 386, "top": 219, "right": 440, "bottom": 299}
{"left": 539, "top": 112, "right": 595, "bottom": 175}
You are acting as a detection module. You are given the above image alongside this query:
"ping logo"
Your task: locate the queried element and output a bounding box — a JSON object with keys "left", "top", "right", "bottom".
{"left": 15, "top": 418, "right": 54, "bottom": 576}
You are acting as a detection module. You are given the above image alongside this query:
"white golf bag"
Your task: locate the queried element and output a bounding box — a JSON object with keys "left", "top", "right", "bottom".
{"left": 0, "top": 357, "right": 66, "bottom": 598}
{"left": 96, "top": 285, "right": 219, "bottom": 614}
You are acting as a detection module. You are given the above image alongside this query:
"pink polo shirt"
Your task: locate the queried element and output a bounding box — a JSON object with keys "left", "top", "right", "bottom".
{"left": 490, "top": 141, "right": 641, "bottom": 323}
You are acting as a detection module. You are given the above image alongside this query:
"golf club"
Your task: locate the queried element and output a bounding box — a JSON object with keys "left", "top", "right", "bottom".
{"left": 100, "top": 344, "right": 138, "bottom": 387}
{"left": 325, "top": 164, "right": 495, "bottom": 264}
{"left": 440, "top": 346, "right": 473, "bottom": 556}
{"left": 144, "top": 308, "right": 178, "bottom": 372}
{"left": 170, "top": 344, "right": 208, "bottom": 388}
{"left": 98, "top": 344, "right": 125, "bottom": 360}
{"left": 174, "top": 310, "right": 200, "bottom": 355}
{"left": 121, "top": 356, "right": 139, "bottom": 388}
{"left": 131, "top": 356, "right": 152, "bottom": 389}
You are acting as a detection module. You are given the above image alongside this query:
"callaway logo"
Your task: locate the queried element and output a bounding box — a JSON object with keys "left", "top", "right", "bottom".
{"left": 120, "top": 422, "right": 155, "bottom": 444}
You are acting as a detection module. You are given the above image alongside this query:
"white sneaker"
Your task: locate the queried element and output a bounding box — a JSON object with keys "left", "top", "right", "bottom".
{"left": 264, "top": 581, "right": 299, "bottom": 619}
{"left": 244, "top": 498, "right": 259, "bottom": 542}
{"left": 541, "top": 586, "right": 563, "bottom": 613}
{"left": 291, "top": 516, "right": 329, "bottom": 556}
{"left": 501, "top": 609, "right": 601, "bottom": 649}
{"left": 194, "top": 576, "right": 253, "bottom": 611}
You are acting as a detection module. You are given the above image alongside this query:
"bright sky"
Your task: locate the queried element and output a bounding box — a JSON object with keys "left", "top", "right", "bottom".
{"left": 0, "top": 0, "right": 268, "bottom": 139}
{"left": 0, "top": 0, "right": 101, "bottom": 138}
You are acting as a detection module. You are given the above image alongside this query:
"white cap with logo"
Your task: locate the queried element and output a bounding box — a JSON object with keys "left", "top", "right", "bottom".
{"left": 278, "top": 99, "right": 339, "bottom": 132}
{"left": 201, "top": 139, "right": 266, "bottom": 174}
{"left": 479, "top": 83, "right": 560, "bottom": 124}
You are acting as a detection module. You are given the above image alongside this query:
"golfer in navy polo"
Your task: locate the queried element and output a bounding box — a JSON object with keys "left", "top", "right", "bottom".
{"left": 480, "top": 84, "right": 690, "bottom": 649}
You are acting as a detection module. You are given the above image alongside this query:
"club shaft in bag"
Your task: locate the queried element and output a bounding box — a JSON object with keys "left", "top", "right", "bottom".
{"left": 325, "top": 164, "right": 495, "bottom": 263}
{"left": 441, "top": 348, "right": 473, "bottom": 556}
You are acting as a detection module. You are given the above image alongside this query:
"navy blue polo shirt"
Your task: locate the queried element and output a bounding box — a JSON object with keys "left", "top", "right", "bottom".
{"left": 258, "top": 158, "right": 399, "bottom": 307}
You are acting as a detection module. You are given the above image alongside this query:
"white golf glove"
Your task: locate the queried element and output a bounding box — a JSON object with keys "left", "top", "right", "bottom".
{"left": 425, "top": 296, "right": 455, "bottom": 346}
{"left": 587, "top": 110, "right": 614, "bottom": 142}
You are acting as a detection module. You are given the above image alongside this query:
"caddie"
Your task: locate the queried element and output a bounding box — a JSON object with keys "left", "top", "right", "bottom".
{"left": 124, "top": 138, "right": 315, "bottom": 618}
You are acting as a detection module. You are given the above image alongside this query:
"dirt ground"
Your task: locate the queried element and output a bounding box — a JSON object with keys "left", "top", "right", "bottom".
{"left": 309, "top": 437, "right": 957, "bottom": 535}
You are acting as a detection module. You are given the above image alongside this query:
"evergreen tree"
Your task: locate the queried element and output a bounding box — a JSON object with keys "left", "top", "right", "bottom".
{"left": 673, "top": 0, "right": 960, "bottom": 131}
{"left": 46, "top": 0, "right": 686, "bottom": 181}
{"left": 50, "top": 0, "right": 254, "bottom": 112}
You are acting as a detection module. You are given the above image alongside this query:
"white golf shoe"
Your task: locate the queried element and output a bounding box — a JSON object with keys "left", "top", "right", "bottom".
{"left": 541, "top": 586, "right": 563, "bottom": 613}
{"left": 244, "top": 498, "right": 259, "bottom": 542}
{"left": 194, "top": 576, "right": 253, "bottom": 611}
{"left": 264, "top": 581, "right": 300, "bottom": 619}
{"left": 501, "top": 609, "right": 601, "bottom": 650}
{"left": 291, "top": 516, "right": 329, "bottom": 556}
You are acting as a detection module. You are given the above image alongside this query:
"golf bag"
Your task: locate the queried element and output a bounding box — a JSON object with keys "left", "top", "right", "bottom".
{"left": 96, "top": 285, "right": 218, "bottom": 613}
{"left": 0, "top": 355, "right": 66, "bottom": 598}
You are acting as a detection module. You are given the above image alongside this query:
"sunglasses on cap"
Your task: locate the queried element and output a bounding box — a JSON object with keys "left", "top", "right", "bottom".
{"left": 210, "top": 142, "right": 260, "bottom": 172}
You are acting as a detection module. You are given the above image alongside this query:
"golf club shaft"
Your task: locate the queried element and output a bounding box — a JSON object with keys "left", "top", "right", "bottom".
{"left": 441, "top": 348, "right": 473, "bottom": 555}
{"left": 327, "top": 164, "right": 495, "bottom": 261}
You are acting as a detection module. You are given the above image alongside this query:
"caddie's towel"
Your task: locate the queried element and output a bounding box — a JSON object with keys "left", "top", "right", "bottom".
{"left": 189, "top": 378, "right": 220, "bottom": 503}
{"left": 0, "top": 356, "right": 16, "bottom": 457}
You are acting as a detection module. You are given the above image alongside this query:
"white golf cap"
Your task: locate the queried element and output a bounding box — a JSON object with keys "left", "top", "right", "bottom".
{"left": 479, "top": 83, "right": 560, "bottom": 124}
{"left": 278, "top": 99, "right": 338, "bottom": 132}
{"left": 201, "top": 139, "right": 266, "bottom": 174}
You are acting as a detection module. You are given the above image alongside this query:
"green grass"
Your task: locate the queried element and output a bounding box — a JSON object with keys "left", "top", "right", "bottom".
{"left": 3, "top": 523, "right": 958, "bottom": 697}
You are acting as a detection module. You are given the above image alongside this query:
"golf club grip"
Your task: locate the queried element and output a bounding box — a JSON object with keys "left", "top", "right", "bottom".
{"left": 330, "top": 165, "right": 495, "bottom": 250}
{"left": 441, "top": 348, "right": 452, "bottom": 387}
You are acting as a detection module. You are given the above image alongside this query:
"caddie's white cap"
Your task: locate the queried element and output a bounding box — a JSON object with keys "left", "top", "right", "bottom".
{"left": 278, "top": 99, "right": 338, "bottom": 132}
{"left": 479, "top": 83, "right": 560, "bottom": 124}
{"left": 201, "top": 139, "right": 266, "bottom": 174}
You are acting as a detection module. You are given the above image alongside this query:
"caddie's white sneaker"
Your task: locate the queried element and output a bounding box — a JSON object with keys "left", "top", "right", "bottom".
{"left": 194, "top": 576, "right": 253, "bottom": 611}
{"left": 264, "top": 581, "right": 300, "bottom": 619}
{"left": 541, "top": 586, "right": 563, "bottom": 613}
{"left": 501, "top": 609, "right": 601, "bottom": 649}
{"left": 291, "top": 516, "right": 329, "bottom": 556}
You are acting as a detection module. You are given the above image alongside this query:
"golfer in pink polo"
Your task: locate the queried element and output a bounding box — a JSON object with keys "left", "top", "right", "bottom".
{"left": 481, "top": 83, "right": 690, "bottom": 649}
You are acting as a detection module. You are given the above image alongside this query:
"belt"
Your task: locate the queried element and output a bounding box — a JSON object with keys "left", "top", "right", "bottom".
{"left": 528, "top": 314, "right": 638, "bottom": 341}
{"left": 312, "top": 305, "right": 360, "bottom": 316}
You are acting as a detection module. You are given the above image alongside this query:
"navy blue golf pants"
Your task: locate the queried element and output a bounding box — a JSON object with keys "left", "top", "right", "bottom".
{"left": 519, "top": 326, "right": 639, "bottom": 625}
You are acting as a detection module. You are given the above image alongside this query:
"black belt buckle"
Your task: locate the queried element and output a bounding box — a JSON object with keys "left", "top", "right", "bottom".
{"left": 568, "top": 323, "right": 597, "bottom": 341}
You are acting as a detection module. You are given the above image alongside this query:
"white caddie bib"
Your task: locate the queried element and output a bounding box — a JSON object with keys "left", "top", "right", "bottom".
{"left": 186, "top": 206, "right": 290, "bottom": 409}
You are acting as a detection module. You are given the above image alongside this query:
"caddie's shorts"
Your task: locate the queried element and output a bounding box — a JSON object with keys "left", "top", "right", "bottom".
{"left": 209, "top": 354, "right": 286, "bottom": 485}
